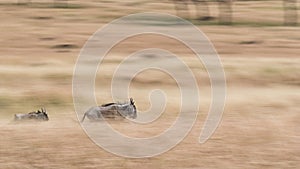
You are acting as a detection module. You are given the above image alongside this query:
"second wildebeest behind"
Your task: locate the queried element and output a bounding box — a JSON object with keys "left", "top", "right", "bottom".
{"left": 14, "top": 108, "right": 49, "bottom": 121}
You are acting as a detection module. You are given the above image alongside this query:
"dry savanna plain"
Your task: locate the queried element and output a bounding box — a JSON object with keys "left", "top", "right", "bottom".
{"left": 0, "top": 0, "right": 299, "bottom": 168}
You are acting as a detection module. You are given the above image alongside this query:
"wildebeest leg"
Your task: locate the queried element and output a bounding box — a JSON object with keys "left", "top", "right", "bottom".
{"left": 96, "top": 111, "right": 101, "bottom": 119}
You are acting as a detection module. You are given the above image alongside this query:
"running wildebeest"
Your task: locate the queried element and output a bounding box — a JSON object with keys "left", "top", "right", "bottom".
{"left": 14, "top": 108, "right": 49, "bottom": 121}
{"left": 81, "top": 98, "right": 137, "bottom": 122}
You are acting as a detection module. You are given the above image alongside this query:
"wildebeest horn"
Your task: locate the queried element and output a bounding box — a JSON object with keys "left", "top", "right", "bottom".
{"left": 130, "top": 98, "right": 134, "bottom": 105}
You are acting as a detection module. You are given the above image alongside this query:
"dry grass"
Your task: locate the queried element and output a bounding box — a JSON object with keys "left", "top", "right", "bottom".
{"left": 0, "top": 0, "right": 299, "bottom": 168}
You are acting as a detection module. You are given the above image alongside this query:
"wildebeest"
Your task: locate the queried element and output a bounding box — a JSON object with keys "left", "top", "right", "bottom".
{"left": 81, "top": 98, "right": 137, "bottom": 122}
{"left": 14, "top": 108, "right": 49, "bottom": 121}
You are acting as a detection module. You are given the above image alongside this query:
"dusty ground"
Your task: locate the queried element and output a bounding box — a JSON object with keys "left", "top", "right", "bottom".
{"left": 0, "top": 0, "right": 299, "bottom": 168}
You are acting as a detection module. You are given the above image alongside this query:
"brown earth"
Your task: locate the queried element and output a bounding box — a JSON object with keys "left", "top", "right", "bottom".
{"left": 0, "top": 0, "right": 299, "bottom": 168}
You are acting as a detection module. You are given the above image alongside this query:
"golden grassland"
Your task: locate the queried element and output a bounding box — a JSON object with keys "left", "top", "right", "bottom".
{"left": 0, "top": 0, "right": 299, "bottom": 168}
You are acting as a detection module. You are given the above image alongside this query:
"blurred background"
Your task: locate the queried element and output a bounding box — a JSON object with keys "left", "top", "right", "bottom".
{"left": 0, "top": 0, "right": 299, "bottom": 168}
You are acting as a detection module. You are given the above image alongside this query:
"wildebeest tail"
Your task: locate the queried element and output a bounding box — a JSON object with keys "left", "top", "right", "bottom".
{"left": 81, "top": 113, "right": 87, "bottom": 122}
{"left": 14, "top": 114, "right": 18, "bottom": 121}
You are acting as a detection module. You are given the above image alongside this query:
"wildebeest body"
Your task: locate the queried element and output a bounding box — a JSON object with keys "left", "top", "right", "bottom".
{"left": 14, "top": 108, "right": 49, "bottom": 121}
{"left": 81, "top": 98, "right": 137, "bottom": 122}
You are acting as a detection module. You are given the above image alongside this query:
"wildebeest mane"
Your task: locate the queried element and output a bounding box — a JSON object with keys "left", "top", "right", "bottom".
{"left": 101, "top": 102, "right": 116, "bottom": 107}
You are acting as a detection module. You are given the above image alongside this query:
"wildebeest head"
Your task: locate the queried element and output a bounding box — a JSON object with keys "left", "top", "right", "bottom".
{"left": 38, "top": 108, "right": 49, "bottom": 121}
{"left": 31, "top": 108, "right": 49, "bottom": 121}
{"left": 129, "top": 98, "right": 137, "bottom": 119}
{"left": 116, "top": 98, "right": 137, "bottom": 119}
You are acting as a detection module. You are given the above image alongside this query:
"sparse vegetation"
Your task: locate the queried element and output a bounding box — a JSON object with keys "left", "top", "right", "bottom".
{"left": 0, "top": 0, "right": 299, "bottom": 168}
